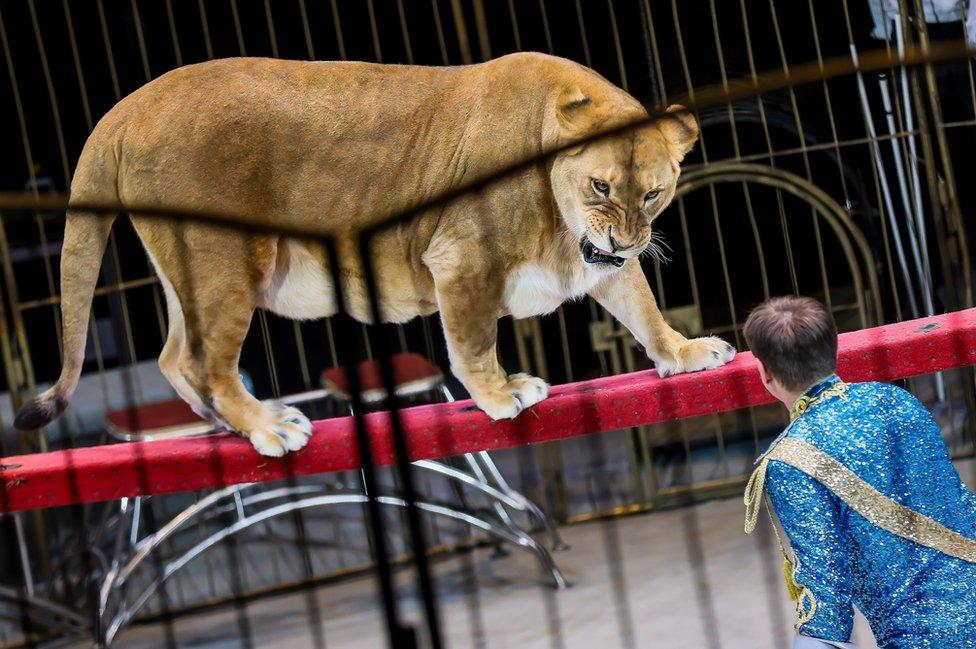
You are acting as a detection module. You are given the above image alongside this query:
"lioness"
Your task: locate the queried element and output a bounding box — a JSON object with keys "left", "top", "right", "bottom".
{"left": 15, "top": 53, "right": 735, "bottom": 456}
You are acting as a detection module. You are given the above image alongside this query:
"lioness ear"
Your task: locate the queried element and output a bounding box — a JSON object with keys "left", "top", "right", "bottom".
{"left": 554, "top": 87, "right": 597, "bottom": 136}
{"left": 658, "top": 104, "right": 699, "bottom": 161}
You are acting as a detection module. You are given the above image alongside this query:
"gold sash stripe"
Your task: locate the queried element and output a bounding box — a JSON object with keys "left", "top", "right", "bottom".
{"left": 765, "top": 438, "right": 976, "bottom": 564}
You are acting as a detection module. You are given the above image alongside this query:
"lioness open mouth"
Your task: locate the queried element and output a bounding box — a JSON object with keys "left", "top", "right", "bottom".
{"left": 580, "top": 237, "right": 625, "bottom": 267}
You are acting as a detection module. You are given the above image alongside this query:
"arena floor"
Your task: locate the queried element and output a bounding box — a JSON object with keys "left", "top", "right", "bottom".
{"left": 102, "top": 459, "right": 976, "bottom": 649}
{"left": 103, "top": 499, "right": 867, "bottom": 648}
{"left": 98, "top": 458, "right": 976, "bottom": 649}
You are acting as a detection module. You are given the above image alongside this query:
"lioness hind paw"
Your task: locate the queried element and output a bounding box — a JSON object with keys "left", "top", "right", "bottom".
{"left": 474, "top": 389, "right": 524, "bottom": 420}
{"left": 504, "top": 373, "right": 549, "bottom": 409}
{"left": 245, "top": 406, "right": 314, "bottom": 457}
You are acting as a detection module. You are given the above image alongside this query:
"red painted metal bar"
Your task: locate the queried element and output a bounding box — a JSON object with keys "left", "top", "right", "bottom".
{"left": 2, "top": 308, "right": 974, "bottom": 513}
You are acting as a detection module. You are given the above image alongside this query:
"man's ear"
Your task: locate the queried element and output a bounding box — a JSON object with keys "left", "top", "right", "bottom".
{"left": 757, "top": 360, "right": 774, "bottom": 386}
{"left": 657, "top": 104, "right": 699, "bottom": 161}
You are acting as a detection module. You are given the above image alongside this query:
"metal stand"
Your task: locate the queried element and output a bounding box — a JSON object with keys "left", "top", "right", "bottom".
{"left": 93, "top": 382, "right": 567, "bottom": 646}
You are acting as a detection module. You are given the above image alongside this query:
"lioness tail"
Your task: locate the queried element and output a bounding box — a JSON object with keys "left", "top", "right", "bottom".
{"left": 14, "top": 209, "right": 117, "bottom": 430}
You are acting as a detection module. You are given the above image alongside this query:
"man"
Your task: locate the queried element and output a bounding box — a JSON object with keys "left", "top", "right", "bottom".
{"left": 742, "top": 296, "right": 976, "bottom": 648}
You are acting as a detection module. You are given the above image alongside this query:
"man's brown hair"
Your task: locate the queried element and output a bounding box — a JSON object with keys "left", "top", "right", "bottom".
{"left": 743, "top": 296, "right": 838, "bottom": 391}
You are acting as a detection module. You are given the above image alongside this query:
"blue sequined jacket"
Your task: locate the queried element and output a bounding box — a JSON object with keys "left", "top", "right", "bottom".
{"left": 762, "top": 376, "right": 976, "bottom": 648}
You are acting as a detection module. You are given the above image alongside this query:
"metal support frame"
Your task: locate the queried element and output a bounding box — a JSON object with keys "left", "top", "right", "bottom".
{"left": 94, "top": 463, "right": 567, "bottom": 646}
{"left": 90, "top": 383, "right": 566, "bottom": 646}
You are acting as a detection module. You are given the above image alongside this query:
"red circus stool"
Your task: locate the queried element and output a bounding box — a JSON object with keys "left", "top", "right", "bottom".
{"left": 319, "top": 352, "right": 447, "bottom": 406}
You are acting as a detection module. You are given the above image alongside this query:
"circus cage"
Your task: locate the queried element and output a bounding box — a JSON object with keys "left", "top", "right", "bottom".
{"left": 0, "top": 1, "right": 974, "bottom": 648}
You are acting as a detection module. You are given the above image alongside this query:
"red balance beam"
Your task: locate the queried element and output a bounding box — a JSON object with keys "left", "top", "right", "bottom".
{"left": 2, "top": 308, "right": 975, "bottom": 513}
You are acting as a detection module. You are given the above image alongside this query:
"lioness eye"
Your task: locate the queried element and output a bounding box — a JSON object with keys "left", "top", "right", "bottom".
{"left": 644, "top": 189, "right": 662, "bottom": 202}
{"left": 591, "top": 178, "right": 610, "bottom": 196}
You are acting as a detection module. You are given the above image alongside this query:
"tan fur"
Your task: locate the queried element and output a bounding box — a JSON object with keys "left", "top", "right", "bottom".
{"left": 17, "top": 53, "right": 735, "bottom": 456}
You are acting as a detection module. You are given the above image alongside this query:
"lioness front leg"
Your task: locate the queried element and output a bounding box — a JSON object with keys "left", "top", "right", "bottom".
{"left": 434, "top": 280, "right": 548, "bottom": 419}
{"left": 589, "top": 262, "right": 735, "bottom": 376}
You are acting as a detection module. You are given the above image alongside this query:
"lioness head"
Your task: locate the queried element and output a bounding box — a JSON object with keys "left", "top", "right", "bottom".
{"left": 547, "top": 89, "right": 699, "bottom": 269}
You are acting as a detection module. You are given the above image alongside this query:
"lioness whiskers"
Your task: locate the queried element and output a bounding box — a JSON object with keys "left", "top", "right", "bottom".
{"left": 641, "top": 230, "right": 672, "bottom": 264}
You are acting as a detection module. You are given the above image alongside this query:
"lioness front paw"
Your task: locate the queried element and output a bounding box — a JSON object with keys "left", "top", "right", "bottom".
{"left": 245, "top": 405, "right": 313, "bottom": 457}
{"left": 503, "top": 373, "right": 548, "bottom": 409}
{"left": 656, "top": 336, "right": 736, "bottom": 377}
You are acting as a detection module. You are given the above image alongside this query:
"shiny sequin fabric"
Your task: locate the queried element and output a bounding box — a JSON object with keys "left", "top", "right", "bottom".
{"left": 763, "top": 376, "right": 976, "bottom": 647}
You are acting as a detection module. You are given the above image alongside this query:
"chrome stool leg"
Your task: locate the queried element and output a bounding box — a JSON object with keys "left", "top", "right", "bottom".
{"left": 440, "top": 384, "right": 567, "bottom": 550}
{"left": 473, "top": 451, "right": 569, "bottom": 551}
{"left": 436, "top": 385, "right": 568, "bottom": 582}
{"left": 460, "top": 453, "right": 518, "bottom": 558}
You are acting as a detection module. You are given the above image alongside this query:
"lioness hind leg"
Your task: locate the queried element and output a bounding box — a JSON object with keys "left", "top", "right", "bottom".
{"left": 158, "top": 313, "right": 214, "bottom": 422}
{"left": 184, "top": 261, "right": 312, "bottom": 456}
{"left": 152, "top": 257, "right": 215, "bottom": 422}
{"left": 198, "top": 355, "right": 313, "bottom": 457}
{"left": 138, "top": 221, "right": 312, "bottom": 456}
{"left": 183, "top": 283, "right": 313, "bottom": 456}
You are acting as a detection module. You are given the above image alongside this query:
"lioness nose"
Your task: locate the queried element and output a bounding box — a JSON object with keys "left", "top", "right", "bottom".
{"left": 609, "top": 228, "right": 640, "bottom": 253}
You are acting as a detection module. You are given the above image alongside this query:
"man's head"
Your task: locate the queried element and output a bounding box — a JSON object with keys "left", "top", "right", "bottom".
{"left": 743, "top": 296, "right": 838, "bottom": 405}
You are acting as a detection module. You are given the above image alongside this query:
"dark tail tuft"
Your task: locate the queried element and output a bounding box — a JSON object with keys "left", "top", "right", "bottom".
{"left": 14, "top": 393, "right": 67, "bottom": 431}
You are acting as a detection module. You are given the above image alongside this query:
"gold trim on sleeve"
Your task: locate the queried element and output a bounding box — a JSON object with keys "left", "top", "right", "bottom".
{"left": 745, "top": 463, "right": 818, "bottom": 629}
{"left": 761, "top": 438, "right": 976, "bottom": 563}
